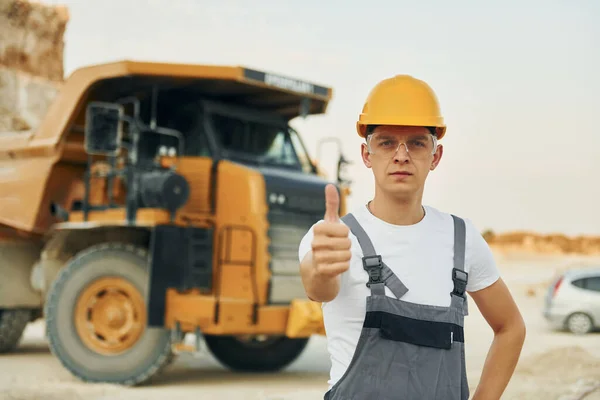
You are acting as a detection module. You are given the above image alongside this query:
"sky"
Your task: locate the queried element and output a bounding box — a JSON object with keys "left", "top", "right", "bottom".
{"left": 44, "top": 0, "right": 600, "bottom": 236}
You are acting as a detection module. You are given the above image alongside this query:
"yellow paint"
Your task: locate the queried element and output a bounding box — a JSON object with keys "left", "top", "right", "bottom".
{"left": 286, "top": 299, "right": 326, "bottom": 338}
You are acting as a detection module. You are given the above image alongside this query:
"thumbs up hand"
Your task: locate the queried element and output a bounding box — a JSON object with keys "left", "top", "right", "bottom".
{"left": 311, "top": 184, "right": 352, "bottom": 278}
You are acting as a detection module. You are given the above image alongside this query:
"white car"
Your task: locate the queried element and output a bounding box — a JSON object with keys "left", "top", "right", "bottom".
{"left": 543, "top": 267, "right": 600, "bottom": 334}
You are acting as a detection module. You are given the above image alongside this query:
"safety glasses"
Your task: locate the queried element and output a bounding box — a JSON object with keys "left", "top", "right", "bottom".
{"left": 366, "top": 133, "right": 437, "bottom": 160}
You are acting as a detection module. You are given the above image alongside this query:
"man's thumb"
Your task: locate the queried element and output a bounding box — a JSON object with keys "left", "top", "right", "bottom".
{"left": 324, "top": 184, "right": 340, "bottom": 223}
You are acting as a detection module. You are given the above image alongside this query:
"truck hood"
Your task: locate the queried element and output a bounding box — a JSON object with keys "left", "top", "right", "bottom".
{"left": 257, "top": 166, "right": 331, "bottom": 217}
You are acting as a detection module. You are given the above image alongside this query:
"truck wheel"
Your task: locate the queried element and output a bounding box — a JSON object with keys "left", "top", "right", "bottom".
{"left": 0, "top": 309, "right": 31, "bottom": 353}
{"left": 44, "top": 243, "right": 173, "bottom": 385}
{"left": 204, "top": 334, "right": 309, "bottom": 372}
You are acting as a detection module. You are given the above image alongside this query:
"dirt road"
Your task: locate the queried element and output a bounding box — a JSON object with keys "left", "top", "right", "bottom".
{"left": 1, "top": 251, "right": 599, "bottom": 400}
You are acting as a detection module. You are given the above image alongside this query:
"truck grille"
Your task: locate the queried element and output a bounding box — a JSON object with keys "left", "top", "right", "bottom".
{"left": 267, "top": 210, "right": 320, "bottom": 303}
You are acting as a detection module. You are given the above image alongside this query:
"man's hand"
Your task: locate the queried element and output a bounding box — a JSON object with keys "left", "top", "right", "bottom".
{"left": 300, "top": 184, "right": 352, "bottom": 302}
{"left": 311, "top": 184, "right": 352, "bottom": 279}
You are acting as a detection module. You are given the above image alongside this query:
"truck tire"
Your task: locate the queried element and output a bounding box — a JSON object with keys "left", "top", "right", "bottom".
{"left": 0, "top": 309, "right": 31, "bottom": 353}
{"left": 204, "top": 334, "right": 309, "bottom": 372}
{"left": 44, "top": 243, "right": 173, "bottom": 385}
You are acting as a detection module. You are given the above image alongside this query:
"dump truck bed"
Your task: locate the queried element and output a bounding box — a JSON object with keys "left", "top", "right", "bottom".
{"left": 0, "top": 60, "right": 333, "bottom": 234}
{"left": 0, "top": 60, "right": 332, "bottom": 155}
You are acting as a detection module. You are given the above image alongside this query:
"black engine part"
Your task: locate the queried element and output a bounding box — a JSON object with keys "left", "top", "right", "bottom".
{"left": 138, "top": 170, "right": 190, "bottom": 213}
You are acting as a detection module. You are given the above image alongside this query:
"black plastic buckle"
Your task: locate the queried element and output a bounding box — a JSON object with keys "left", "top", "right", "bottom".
{"left": 362, "top": 255, "right": 383, "bottom": 287}
{"left": 451, "top": 268, "right": 468, "bottom": 297}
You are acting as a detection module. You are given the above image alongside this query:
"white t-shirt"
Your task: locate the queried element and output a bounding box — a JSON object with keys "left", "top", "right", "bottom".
{"left": 297, "top": 203, "right": 500, "bottom": 388}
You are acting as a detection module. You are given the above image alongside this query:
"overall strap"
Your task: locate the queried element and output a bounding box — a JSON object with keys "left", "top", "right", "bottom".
{"left": 450, "top": 215, "right": 469, "bottom": 314}
{"left": 340, "top": 213, "right": 409, "bottom": 299}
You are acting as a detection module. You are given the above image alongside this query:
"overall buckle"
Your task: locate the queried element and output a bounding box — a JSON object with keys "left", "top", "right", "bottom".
{"left": 363, "top": 255, "right": 383, "bottom": 287}
{"left": 451, "top": 268, "right": 468, "bottom": 297}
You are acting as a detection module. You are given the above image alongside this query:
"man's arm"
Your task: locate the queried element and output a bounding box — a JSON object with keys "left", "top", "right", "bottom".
{"left": 299, "top": 251, "right": 341, "bottom": 302}
{"left": 469, "top": 278, "right": 526, "bottom": 400}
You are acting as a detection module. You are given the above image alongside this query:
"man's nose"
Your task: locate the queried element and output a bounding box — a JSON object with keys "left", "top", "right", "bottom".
{"left": 392, "top": 143, "right": 410, "bottom": 162}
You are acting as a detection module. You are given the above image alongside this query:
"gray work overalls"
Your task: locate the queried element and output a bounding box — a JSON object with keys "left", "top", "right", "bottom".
{"left": 324, "top": 213, "right": 470, "bottom": 400}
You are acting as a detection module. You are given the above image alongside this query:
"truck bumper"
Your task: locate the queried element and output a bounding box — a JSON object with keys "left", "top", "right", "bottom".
{"left": 285, "top": 299, "right": 325, "bottom": 338}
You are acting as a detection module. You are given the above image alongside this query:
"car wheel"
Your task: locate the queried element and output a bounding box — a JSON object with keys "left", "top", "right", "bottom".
{"left": 566, "top": 312, "right": 593, "bottom": 335}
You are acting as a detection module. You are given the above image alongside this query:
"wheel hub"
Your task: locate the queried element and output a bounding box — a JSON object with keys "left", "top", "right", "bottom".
{"left": 75, "top": 277, "right": 146, "bottom": 355}
{"left": 569, "top": 314, "right": 592, "bottom": 334}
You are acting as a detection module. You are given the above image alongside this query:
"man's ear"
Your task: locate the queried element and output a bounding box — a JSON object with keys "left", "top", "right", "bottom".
{"left": 431, "top": 143, "right": 443, "bottom": 170}
{"left": 361, "top": 143, "right": 372, "bottom": 168}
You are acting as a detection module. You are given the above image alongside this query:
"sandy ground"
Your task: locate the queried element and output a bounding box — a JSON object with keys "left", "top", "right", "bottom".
{"left": 1, "top": 251, "right": 599, "bottom": 400}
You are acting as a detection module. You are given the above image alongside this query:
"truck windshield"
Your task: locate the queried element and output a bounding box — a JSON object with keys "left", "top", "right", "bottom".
{"left": 210, "top": 113, "right": 315, "bottom": 173}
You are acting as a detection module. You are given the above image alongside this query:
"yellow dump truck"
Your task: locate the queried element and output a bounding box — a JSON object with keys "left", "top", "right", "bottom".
{"left": 0, "top": 60, "right": 351, "bottom": 385}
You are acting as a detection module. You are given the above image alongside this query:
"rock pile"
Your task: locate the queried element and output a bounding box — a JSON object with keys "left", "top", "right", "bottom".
{"left": 0, "top": 0, "right": 68, "bottom": 132}
{"left": 483, "top": 230, "right": 600, "bottom": 256}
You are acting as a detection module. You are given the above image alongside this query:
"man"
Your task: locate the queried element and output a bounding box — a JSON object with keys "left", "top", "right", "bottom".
{"left": 298, "top": 75, "right": 526, "bottom": 400}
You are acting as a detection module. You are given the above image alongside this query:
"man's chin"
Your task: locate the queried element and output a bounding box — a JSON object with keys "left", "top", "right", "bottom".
{"left": 380, "top": 182, "right": 418, "bottom": 196}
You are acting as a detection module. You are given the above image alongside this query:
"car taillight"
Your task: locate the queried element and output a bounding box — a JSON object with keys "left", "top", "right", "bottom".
{"left": 552, "top": 276, "right": 563, "bottom": 297}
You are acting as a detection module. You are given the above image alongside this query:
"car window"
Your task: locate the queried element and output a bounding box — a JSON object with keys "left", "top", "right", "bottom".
{"left": 572, "top": 276, "right": 600, "bottom": 292}
{"left": 586, "top": 277, "right": 600, "bottom": 292}
{"left": 572, "top": 278, "right": 587, "bottom": 289}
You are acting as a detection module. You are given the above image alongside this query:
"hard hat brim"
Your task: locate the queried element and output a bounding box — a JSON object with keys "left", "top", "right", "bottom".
{"left": 357, "top": 119, "right": 446, "bottom": 140}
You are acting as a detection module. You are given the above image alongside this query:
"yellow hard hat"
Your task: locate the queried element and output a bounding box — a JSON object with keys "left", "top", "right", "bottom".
{"left": 356, "top": 75, "right": 446, "bottom": 140}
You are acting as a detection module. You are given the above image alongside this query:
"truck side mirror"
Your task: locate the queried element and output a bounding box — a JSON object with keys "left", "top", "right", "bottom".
{"left": 336, "top": 154, "right": 351, "bottom": 185}
{"left": 84, "top": 102, "right": 124, "bottom": 156}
